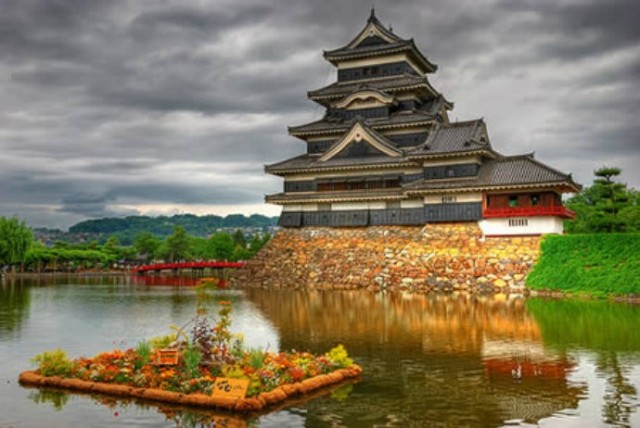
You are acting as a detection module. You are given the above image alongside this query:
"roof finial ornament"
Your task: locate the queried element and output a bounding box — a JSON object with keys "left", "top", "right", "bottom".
{"left": 369, "top": 4, "right": 376, "bottom": 21}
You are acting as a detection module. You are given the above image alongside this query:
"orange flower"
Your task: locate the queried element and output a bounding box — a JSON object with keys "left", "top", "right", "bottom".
{"left": 160, "top": 368, "right": 175, "bottom": 379}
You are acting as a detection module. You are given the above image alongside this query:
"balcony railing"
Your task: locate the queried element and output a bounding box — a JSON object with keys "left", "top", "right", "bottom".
{"left": 483, "top": 206, "right": 576, "bottom": 219}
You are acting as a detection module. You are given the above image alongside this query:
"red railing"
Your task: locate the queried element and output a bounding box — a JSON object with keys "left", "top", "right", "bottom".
{"left": 132, "top": 261, "right": 246, "bottom": 274}
{"left": 483, "top": 206, "right": 575, "bottom": 219}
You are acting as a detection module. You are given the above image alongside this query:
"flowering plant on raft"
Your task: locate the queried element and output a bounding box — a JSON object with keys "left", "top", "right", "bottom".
{"left": 30, "top": 278, "right": 357, "bottom": 397}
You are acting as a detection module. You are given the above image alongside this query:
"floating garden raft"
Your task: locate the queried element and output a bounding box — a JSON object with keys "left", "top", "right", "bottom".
{"left": 19, "top": 281, "right": 362, "bottom": 413}
{"left": 18, "top": 364, "right": 362, "bottom": 412}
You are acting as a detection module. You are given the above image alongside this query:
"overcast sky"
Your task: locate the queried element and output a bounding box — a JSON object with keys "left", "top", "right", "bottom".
{"left": 1, "top": 0, "right": 638, "bottom": 229}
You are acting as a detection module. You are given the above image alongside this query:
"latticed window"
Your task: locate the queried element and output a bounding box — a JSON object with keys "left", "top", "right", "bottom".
{"left": 508, "top": 218, "right": 528, "bottom": 227}
{"left": 318, "top": 182, "right": 333, "bottom": 192}
{"left": 334, "top": 182, "right": 348, "bottom": 191}
{"left": 384, "top": 179, "right": 401, "bottom": 188}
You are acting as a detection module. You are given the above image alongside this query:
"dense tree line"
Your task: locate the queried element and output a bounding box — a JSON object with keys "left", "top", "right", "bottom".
{"left": 1, "top": 220, "right": 270, "bottom": 273}
{"left": 67, "top": 214, "right": 277, "bottom": 244}
{"left": 566, "top": 167, "right": 639, "bottom": 233}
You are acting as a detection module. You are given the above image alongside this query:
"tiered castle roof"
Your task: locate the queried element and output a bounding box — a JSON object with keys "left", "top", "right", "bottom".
{"left": 322, "top": 9, "right": 438, "bottom": 73}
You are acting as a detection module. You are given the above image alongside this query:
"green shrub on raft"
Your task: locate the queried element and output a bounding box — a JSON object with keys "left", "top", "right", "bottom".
{"left": 149, "top": 334, "right": 176, "bottom": 351}
{"left": 325, "top": 344, "right": 353, "bottom": 368}
{"left": 31, "top": 349, "right": 73, "bottom": 377}
{"left": 134, "top": 340, "right": 151, "bottom": 370}
{"left": 526, "top": 233, "right": 640, "bottom": 296}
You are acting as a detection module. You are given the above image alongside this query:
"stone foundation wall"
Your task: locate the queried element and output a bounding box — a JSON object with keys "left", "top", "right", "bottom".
{"left": 231, "top": 224, "right": 541, "bottom": 293}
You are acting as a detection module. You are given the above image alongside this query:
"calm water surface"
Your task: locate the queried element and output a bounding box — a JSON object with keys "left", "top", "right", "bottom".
{"left": 1, "top": 275, "right": 639, "bottom": 427}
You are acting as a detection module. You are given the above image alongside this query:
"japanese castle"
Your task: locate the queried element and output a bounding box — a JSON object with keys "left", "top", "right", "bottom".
{"left": 265, "top": 10, "right": 580, "bottom": 236}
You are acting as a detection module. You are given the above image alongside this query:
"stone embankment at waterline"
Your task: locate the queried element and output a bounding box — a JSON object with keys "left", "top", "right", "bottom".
{"left": 231, "top": 224, "right": 541, "bottom": 293}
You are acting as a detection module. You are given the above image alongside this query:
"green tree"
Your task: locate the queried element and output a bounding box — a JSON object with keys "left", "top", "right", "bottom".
{"left": 0, "top": 217, "right": 33, "bottom": 271}
{"left": 133, "top": 232, "right": 161, "bottom": 261}
{"left": 165, "top": 226, "right": 192, "bottom": 261}
{"left": 566, "top": 167, "right": 639, "bottom": 233}
{"left": 248, "top": 233, "right": 271, "bottom": 256}
{"left": 619, "top": 190, "right": 640, "bottom": 232}
{"left": 232, "top": 229, "right": 247, "bottom": 248}
{"left": 189, "top": 236, "right": 210, "bottom": 259}
{"left": 104, "top": 235, "right": 120, "bottom": 249}
{"left": 101, "top": 235, "right": 135, "bottom": 262}
{"left": 207, "top": 233, "right": 234, "bottom": 261}
{"left": 232, "top": 245, "right": 252, "bottom": 261}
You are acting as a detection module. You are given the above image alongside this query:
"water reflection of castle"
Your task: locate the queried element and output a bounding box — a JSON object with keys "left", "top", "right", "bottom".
{"left": 245, "top": 289, "right": 585, "bottom": 425}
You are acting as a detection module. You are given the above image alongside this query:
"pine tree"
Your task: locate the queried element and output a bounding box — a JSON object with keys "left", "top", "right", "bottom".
{"left": 566, "top": 167, "right": 638, "bottom": 233}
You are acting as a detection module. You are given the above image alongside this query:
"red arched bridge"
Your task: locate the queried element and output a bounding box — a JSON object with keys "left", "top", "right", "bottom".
{"left": 132, "top": 261, "right": 246, "bottom": 275}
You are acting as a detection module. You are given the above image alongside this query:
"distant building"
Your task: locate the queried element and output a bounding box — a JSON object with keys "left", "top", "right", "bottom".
{"left": 266, "top": 10, "right": 580, "bottom": 235}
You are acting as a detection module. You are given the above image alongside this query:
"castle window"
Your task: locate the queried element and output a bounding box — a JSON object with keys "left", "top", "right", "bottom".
{"left": 508, "top": 218, "right": 528, "bottom": 227}
{"left": 349, "top": 181, "right": 366, "bottom": 190}
{"left": 531, "top": 194, "right": 540, "bottom": 206}
{"left": 442, "top": 195, "right": 457, "bottom": 203}
{"left": 367, "top": 180, "right": 384, "bottom": 190}
{"left": 384, "top": 178, "right": 401, "bottom": 188}
{"left": 509, "top": 195, "right": 518, "bottom": 207}
{"left": 334, "top": 182, "right": 348, "bottom": 191}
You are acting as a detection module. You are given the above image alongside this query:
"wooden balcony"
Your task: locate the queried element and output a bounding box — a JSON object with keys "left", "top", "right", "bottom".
{"left": 483, "top": 206, "right": 575, "bottom": 219}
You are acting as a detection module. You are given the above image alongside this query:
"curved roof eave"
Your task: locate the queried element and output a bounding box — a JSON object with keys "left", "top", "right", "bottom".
{"left": 266, "top": 161, "right": 417, "bottom": 177}
{"left": 404, "top": 181, "right": 582, "bottom": 195}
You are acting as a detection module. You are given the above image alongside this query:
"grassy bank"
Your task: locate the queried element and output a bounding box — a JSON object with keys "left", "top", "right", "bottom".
{"left": 526, "top": 233, "right": 640, "bottom": 297}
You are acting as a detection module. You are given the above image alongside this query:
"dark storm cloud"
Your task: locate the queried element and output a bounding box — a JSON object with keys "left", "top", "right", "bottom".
{"left": 497, "top": 0, "right": 640, "bottom": 58}
{"left": 58, "top": 193, "right": 129, "bottom": 218}
{"left": 105, "top": 182, "right": 255, "bottom": 205}
{"left": 1, "top": 0, "right": 638, "bottom": 228}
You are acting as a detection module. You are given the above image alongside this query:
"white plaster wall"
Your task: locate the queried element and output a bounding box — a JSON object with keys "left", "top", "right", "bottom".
{"left": 332, "top": 202, "right": 370, "bottom": 211}
{"left": 282, "top": 205, "right": 300, "bottom": 212}
{"left": 401, "top": 199, "right": 424, "bottom": 208}
{"left": 282, "top": 204, "right": 318, "bottom": 212}
{"left": 337, "top": 53, "right": 422, "bottom": 73}
{"left": 331, "top": 202, "right": 389, "bottom": 211}
{"left": 479, "top": 217, "right": 564, "bottom": 236}
{"left": 368, "top": 202, "right": 386, "bottom": 210}
{"left": 424, "top": 193, "right": 482, "bottom": 204}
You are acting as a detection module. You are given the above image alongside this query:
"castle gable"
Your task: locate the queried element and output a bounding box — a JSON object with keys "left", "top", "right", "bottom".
{"left": 318, "top": 120, "right": 402, "bottom": 162}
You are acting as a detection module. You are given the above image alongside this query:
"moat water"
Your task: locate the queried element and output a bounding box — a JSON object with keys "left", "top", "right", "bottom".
{"left": 1, "top": 275, "right": 639, "bottom": 427}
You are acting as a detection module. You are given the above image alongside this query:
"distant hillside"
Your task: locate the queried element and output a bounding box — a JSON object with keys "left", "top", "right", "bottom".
{"left": 63, "top": 214, "right": 278, "bottom": 245}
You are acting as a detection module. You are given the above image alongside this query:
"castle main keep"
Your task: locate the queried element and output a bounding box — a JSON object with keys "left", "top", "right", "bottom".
{"left": 265, "top": 10, "right": 579, "bottom": 236}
